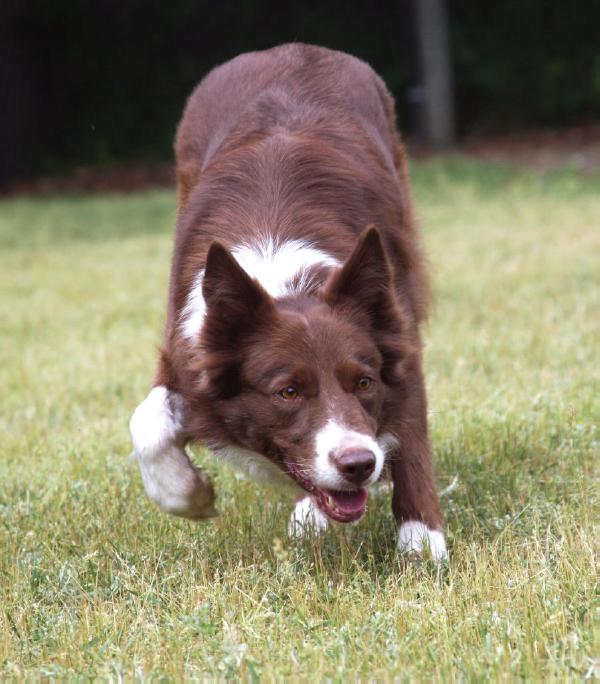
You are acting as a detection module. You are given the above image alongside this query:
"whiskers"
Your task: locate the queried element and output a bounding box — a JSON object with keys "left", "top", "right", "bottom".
{"left": 290, "top": 464, "right": 319, "bottom": 479}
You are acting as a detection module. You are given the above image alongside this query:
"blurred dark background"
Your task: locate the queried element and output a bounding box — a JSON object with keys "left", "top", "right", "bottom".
{"left": 1, "top": 0, "right": 599, "bottom": 187}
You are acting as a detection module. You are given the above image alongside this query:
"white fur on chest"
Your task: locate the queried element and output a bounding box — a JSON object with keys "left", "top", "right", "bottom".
{"left": 180, "top": 238, "right": 339, "bottom": 340}
{"left": 212, "top": 444, "right": 303, "bottom": 493}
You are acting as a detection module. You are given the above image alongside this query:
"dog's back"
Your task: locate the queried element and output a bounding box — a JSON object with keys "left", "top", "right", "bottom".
{"left": 176, "top": 44, "right": 397, "bottom": 204}
{"left": 171, "top": 43, "right": 428, "bottom": 331}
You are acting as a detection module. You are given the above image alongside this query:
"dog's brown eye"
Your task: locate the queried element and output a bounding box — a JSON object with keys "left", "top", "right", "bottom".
{"left": 278, "top": 385, "right": 299, "bottom": 400}
{"left": 357, "top": 376, "right": 372, "bottom": 391}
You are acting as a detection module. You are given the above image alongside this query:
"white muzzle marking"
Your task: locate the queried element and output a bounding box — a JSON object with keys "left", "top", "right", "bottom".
{"left": 313, "top": 418, "right": 385, "bottom": 490}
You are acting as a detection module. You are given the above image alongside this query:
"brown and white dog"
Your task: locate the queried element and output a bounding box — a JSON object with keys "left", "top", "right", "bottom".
{"left": 130, "top": 44, "right": 447, "bottom": 560}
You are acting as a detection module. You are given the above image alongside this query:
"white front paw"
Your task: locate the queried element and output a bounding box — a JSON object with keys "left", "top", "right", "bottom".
{"left": 137, "top": 443, "right": 217, "bottom": 519}
{"left": 130, "top": 386, "right": 217, "bottom": 520}
{"left": 288, "top": 497, "right": 329, "bottom": 537}
{"left": 130, "top": 386, "right": 182, "bottom": 456}
{"left": 397, "top": 521, "right": 448, "bottom": 562}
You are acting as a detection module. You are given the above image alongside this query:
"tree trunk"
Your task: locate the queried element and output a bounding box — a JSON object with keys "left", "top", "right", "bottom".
{"left": 413, "top": 0, "right": 455, "bottom": 147}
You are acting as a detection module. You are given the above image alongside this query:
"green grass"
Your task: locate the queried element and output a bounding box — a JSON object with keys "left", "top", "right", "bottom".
{"left": 1, "top": 159, "right": 598, "bottom": 680}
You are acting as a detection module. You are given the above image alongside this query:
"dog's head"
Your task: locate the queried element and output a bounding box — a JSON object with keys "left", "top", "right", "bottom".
{"left": 182, "top": 228, "right": 416, "bottom": 522}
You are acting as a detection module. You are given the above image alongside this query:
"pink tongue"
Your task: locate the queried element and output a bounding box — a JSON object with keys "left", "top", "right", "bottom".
{"left": 326, "top": 488, "right": 368, "bottom": 513}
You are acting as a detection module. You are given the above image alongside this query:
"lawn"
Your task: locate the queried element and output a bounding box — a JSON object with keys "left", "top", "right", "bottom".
{"left": 0, "top": 159, "right": 597, "bottom": 679}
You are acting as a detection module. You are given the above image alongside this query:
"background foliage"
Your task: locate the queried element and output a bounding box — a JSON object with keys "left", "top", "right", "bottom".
{"left": 1, "top": 0, "right": 599, "bottom": 180}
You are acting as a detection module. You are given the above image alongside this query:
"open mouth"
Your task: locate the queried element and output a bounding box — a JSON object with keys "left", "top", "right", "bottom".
{"left": 285, "top": 461, "right": 368, "bottom": 523}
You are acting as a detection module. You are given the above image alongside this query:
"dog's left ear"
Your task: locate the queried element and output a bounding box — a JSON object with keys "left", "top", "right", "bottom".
{"left": 322, "top": 227, "right": 394, "bottom": 330}
{"left": 322, "top": 227, "right": 415, "bottom": 381}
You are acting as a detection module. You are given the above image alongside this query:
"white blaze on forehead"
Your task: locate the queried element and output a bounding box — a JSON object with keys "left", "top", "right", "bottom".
{"left": 313, "top": 418, "right": 385, "bottom": 490}
{"left": 397, "top": 521, "right": 448, "bottom": 562}
{"left": 179, "top": 238, "right": 339, "bottom": 341}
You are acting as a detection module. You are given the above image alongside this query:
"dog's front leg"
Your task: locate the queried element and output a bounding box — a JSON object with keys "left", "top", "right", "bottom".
{"left": 288, "top": 496, "right": 329, "bottom": 537}
{"left": 390, "top": 436, "right": 447, "bottom": 561}
{"left": 389, "top": 367, "right": 447, "bottom": 561}
{"left": 129, "top": 386, "right": 217, "bottom": 519}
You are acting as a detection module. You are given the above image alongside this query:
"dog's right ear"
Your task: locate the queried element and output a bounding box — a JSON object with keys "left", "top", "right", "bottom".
{"left": 322, "top": 227, "right": 416, "bottom": 383}
{"left": 202, "top": 242, "right": 275, "bottom": 343}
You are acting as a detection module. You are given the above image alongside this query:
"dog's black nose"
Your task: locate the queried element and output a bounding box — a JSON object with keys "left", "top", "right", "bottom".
{"left": 336, "top": 449, "right": 375, "bottom": 485}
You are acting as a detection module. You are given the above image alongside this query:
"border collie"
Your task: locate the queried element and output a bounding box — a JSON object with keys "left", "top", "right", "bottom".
{"left": 130, "top": 44, "right": 447, "bottom": 560}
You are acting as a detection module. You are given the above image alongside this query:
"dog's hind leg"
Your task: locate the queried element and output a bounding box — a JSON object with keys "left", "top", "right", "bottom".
{"left": 129, "top": 386, "right": 217, "bottom": 519}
